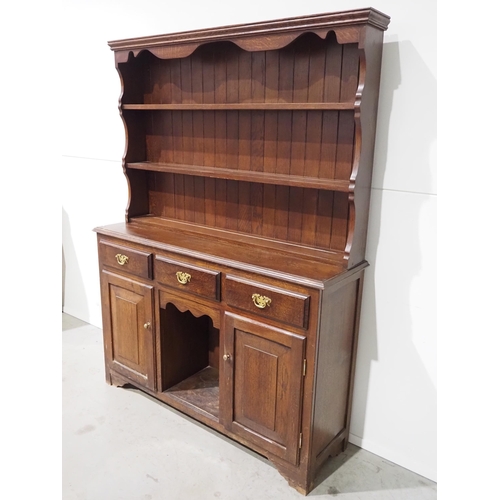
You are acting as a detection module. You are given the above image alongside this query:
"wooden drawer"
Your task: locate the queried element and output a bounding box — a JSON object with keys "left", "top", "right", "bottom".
{"left": 224, "top": 275, "right": 310, "bottom": 329}
{"left": 155, "top": 255, "right": 220, "bottom": 301}
{"left": 99, "top": 240, "right": 153, "bottom": 279}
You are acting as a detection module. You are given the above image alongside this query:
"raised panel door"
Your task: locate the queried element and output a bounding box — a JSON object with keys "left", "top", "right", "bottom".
{"left": 222, "top": 313, "right": 306, "bottom": 464}
{"left": 101, "top": 271, "right": 155, "bottom": 390}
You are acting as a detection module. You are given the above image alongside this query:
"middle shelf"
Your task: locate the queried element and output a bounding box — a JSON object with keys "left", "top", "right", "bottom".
{"left": 122, "top": 106, "right": 356, "bottom": 186}
{"left": 122, "top": 102, "right": 356, "bottom": 111}
{"left": 127, "top": 161, "right": 352, "bottom": 191}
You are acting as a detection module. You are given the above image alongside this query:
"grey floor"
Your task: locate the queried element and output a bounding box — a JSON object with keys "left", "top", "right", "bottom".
{"left": 62, "top": 313, "right": 437, "bottom": 500}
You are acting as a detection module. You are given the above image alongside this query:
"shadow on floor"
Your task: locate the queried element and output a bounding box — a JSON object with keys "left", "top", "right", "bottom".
{"left": 310, "top": 443, "right": 435, "bottom": 497}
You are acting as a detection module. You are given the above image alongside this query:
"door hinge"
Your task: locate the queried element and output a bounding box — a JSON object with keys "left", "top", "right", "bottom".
{"left": 299, "top": 432, "right": 303, "bottom": 449}
{"left": 303, "top": 359, "right": 307, "bottom": 376}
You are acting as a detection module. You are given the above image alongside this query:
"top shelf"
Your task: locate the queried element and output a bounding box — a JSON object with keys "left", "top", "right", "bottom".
{"left": 121, "top": 102, "right": 356, "bottom": 111}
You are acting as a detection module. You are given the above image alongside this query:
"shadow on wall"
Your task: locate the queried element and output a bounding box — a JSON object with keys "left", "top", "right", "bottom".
{"left": 62, "top": 207, "right": 90, "bottom": 321}
{"left": 62, "top": 245, "right": 65, "bottom": 310}
{"left": 347, "top": 37, "right": 437, "bottom": 480}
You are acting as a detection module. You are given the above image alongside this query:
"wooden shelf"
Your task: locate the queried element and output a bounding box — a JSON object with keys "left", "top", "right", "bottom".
{"left": 122, "top": 102, "right": 355, "bottom": 111}
{"left": 165, "top": 366, "right": 219, "bottom": 419}
{"left": 127, "top": 161, "right": 351, "bottom": 192}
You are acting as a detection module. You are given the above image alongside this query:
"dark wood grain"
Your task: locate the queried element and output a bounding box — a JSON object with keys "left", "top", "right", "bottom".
{"left": 143, "top": 172, "right": 351, "bottom": 251}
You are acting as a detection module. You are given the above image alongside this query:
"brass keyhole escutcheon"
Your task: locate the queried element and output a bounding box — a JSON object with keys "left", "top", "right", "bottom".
{"left": 252, "top": 293, "right": 272, "bottom": 309}
{"left": 115, "top": 253, "right": 129, "bottom": 265}
{"left": 144, "top": 322, "right": 151, "bottom": 329}
{"left": 176, "top": 271, "right": 191, "bottom": 285}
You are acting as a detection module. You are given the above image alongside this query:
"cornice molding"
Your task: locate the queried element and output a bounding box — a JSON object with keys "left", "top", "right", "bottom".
{"left": 108, "top": 8, "right": 390, "bottom": 54}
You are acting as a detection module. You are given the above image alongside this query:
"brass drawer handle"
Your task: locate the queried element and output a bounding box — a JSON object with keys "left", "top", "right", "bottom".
{"left": 176, "top": 271, "right": 191, "bottom": 285}
{"left": 252, "top": 293, "right": 272, "bottom": 309}
{"left": 115, "top": 253, "right": 129, "bottom": 265}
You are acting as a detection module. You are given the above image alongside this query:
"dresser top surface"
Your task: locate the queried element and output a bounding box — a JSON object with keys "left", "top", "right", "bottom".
{"left": 94, "top": 218, "right": 365, "bottom": 289}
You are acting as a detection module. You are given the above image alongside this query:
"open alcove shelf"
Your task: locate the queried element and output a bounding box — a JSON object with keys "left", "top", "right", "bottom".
{"left": 95, "top": 7, "right": 390, "bottom": 495}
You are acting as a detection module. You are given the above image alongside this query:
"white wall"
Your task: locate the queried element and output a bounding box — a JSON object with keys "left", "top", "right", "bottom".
{"left": 62, "top": 0, "right": 437, "bottom": 482}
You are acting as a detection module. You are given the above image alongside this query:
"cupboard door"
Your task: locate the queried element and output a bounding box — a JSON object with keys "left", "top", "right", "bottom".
{"left": 101, "top": 271, "right": 155, "bottom": 390}
{"left": 222, "top": 313, "right": 305, "bottom": 464}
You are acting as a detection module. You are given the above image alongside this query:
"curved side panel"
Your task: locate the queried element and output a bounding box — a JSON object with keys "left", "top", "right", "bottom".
{"left": 344, "top": 26, "right": 385, "bottom": 268}
{"left": 116, "top": 62, "right": 149, "bottom": 221}
{"left": 114, "top": 63, "right": 134, "bottom": 222}
{"left": 343, "top": 44, "right": 364, "bottom": 263}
